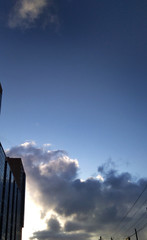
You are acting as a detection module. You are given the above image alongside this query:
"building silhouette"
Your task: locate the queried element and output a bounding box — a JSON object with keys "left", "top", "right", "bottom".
{"left": 0, "top": 83, "right": 25, "bottom": 240}
{"left": 0, "top": 83, "right": 2, "bottom": 113}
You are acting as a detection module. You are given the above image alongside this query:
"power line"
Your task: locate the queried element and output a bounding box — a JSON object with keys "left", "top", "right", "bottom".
{"left": 124, "top": 208, "right": 147, "bottom": 236}
{"left": 127, "top": 198, "right": 147, "bottom": 221}
{"left": 119, "top": 196, "right": 147, "bottom": 238}
{"left": 120, "top": 200, "right": 147, "bottom": 236}
{"left": 128, "top": 221, "right": 147, "bottom": 238}
{"left": 113, "top": 184, "right": 147, "bottom": 239}
{"left": 137, "top": 221, "right": 147, "bottom": 233}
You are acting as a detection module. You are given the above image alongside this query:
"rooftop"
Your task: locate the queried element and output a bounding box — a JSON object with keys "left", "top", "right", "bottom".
{"left": 7, "top": 157, "right": 26, "bottom": 190}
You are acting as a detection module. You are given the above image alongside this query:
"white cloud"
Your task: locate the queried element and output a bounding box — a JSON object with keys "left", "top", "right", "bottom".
{"left": 21, "top": 141, "right": 36, "bottom": 148}
{"left": 6, "top": 143, "right": 147, "bottom": 240}
{"left": 43, "top": 143, "right": 51, "bottom": 148}
{"left": 96, "top": 174, "right": 104, "bottom": 182}
{"left": 8, "top": 0, "right": 59, "bottom": 29}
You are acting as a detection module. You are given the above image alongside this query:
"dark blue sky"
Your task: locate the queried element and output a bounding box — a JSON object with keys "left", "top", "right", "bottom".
{"left": 0, "top": 0, "right": 147, "bottom": 179}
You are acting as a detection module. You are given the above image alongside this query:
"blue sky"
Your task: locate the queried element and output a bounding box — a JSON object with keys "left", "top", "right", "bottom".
{"left": 1, "top": 0, "right": 147, "bottom": 179}
{"left": 0, "top": 1, "right": 147, "bottom": 239}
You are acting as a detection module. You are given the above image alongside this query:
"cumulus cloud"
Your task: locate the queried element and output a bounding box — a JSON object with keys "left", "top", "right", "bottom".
{"left": 6, "top": 142, "right": 147, "bottom": 240}
{"left": 30, "top": 215, "right": 91, "bottom": 240}
{"left": 8, "top": 0, "right": 59, "bottom": 29}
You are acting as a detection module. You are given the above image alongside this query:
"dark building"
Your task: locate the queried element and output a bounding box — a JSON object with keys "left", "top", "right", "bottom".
{"left": 0, "top": 84, "right": 26, "bottom": 240}
{"left": 0, "top": 83, "right": 2, "bottom": 113}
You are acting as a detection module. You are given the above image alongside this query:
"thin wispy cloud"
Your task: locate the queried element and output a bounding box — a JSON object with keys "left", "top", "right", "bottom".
{"left": 7, "top": 142, "right": 147, "bottom": 240}
{"left": 8, "top": 0, "right": 59, "bottom": 29}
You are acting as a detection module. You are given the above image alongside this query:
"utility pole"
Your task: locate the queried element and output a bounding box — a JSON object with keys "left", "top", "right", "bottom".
{"left": 135, "top": 228, "right": 138, "bottom": 240}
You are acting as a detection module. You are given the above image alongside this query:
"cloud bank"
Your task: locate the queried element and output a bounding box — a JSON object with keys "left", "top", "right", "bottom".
{"left": 8, "top": 0, "right": 59, "bottom": 29}
{"left": 7, "top": 142, "right": 147, "bottom": 240}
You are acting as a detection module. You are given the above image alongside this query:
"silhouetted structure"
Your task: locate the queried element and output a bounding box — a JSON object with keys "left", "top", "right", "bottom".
{"left": 0, "top": 83, "right": 2, "bottom": 113}
{"left": 0, "top": 83, "right": 26, "bottom": 240}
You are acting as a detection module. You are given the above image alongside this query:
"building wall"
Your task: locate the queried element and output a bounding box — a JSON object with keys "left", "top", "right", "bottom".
{"left": 0, "top": 155, "right": 26, "bottom": 240}
{"left": 0, "top": 144, "right": 6, "bottom": 239}
{"left": 7, "top": 157, "right": 26, "bottom": 240}
{"left": 1, "top": 161, "right": 10, "bottom": 240}
{"left": 0, "top": 84, "right": 25, "bottom": 240}
{"left": 0, "top": 83, "right": 2, "bottom": 113}
{"left": 0, "top": 145, "right": 5, "bottom": 211}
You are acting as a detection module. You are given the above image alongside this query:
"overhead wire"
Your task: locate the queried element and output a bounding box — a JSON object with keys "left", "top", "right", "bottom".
{"left": 123, "top": 208, "right": 147, "bottom": 237}
{"left": 131, "top": 199, "right": 147, "bottom": 219}
{"left": 137, "top": 221, "right": 147, "bottom": 233}
{"left": 122, "top": 198, "right": 147, "bottom": 236}
{"left": 128, "top": 221, "right": 147, "bottom": 238}
{"left": 113, "top": 183, "right": 147, "bottom": 239}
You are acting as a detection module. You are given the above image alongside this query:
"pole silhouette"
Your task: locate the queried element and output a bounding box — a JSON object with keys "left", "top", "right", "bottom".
{"left": 135, "top": 229, "right": 138, "bottom": 240}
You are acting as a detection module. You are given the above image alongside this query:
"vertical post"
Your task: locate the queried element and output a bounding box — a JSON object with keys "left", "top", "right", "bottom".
{"left": 135, "top": 228, "right": 138, "bottom": 240}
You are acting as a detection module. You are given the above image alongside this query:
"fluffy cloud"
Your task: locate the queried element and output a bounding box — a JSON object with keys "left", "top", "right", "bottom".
{"left": 8, "top": 0, "right": 59, "bottom": 29}
{"left": 7, "top": 142, "right": 147, "bottom": 240}
{"left": 31, "top": 215, "right": 91, "bottom": 240}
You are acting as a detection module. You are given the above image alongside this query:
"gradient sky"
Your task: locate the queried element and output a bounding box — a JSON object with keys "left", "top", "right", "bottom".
{"left": 0, "top": 0, "right": 147, "bottom": 239}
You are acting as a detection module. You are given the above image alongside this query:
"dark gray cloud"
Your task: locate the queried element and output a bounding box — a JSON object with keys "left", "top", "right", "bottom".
{"left": 30, "top": 215, "right": 92, "bottom": 240}
{"left": 7, "top": 142, "right": 147, "bottom": 240}
{"left": 30, "top": 215, "right": 91, "bottom": 240}
{"left": 31, "top": 230, "right": 91, "bottom": 240}
{"left": 47, "top": 216, "right": 61, "bottom": 232}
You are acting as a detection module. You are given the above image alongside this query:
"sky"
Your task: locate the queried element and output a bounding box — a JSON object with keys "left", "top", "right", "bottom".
{"left": 0, "top": 0, "right": 147, "bottom": 239}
